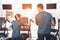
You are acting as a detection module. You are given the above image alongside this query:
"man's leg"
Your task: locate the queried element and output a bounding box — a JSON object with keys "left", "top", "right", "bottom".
{"left": 45, "top": 33, "right": 50, "bottom": 40}
{"left": 38, "top": 33, "right": 44, "bottom": 40}
{"left": 12, "top": 37, "right": 20, "bottom": 40}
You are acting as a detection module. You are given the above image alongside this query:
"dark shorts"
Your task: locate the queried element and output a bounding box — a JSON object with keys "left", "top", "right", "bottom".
{"left": 12, "top": 37, "right": 20, "bottom": 40}
{"left": 38, "top": 33, "right": 51, "bottom": 40}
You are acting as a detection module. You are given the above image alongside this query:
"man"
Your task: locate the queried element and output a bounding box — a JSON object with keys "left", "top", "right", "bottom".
{"left": 35, "top": 4, "right": 55, "bottom": 40}
{"left": 12, "top": 14, "right": 23, "bottom": 40}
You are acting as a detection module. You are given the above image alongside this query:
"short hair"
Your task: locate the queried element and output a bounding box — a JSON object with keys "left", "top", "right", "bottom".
{"left": 16, "top": 14, "right": 21, "bottom": 17}
{"left": 15, "top": 14, "right": 21, "bottom": 20}
{"left": 37, "top": 4, "right": 43, "bottom": 9}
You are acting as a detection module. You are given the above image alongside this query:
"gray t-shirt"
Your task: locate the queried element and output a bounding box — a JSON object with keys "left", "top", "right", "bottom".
{"left": 35, "top": 11, "right": 54, "bottom": 34}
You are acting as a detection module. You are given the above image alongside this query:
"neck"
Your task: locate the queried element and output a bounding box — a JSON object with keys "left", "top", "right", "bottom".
{"left": 39, "top": 10, "right": 43, "bottom": 12}
{"left": 16, "top": 19, "right": 20, "bottom": 21}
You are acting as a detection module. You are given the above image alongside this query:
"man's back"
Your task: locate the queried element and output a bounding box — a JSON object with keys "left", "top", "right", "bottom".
{"left": 12, "top": 20, "right": 21, "bottom": 38}
{"left": 36, "top": 11, "right": 53, "bottom": 34}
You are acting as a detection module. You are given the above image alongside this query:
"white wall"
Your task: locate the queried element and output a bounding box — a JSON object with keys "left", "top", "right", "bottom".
{"left": 0, "top": 0, "right": 2, "bottom": 17}
{"left": 1, "top": 0, "right": 60, "bottom": 17}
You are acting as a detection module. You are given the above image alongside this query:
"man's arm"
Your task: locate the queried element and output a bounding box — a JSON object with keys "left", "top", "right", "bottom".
{"left": 35, "top": 15, "right": 39, "bottom": 25}
{"left": 50, "top": 17, "right": 55, "bottom": 26}
{"left": 18, "top": 21, "right": 24, "bottom": 30}
{"left": 50, "top": 21, "right": 55, "bottom": 26}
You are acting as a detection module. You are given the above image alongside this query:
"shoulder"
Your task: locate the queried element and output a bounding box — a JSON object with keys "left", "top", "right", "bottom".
{"left": 17, "top": 20, "right": 23, "bottom": 24}
{"left": 45, "top": 11, "right": 52, "bottom": 16}
{"left": 12, "top": 20, "right": 18, "bottom": 23}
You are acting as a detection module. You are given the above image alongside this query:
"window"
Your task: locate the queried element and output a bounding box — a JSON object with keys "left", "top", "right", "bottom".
{"left": 46, "top": 3, "right": 56, "bottom": 9}
{"left": 2, "top": 4, "right": 12, "bottom": 10}
{"left": 22, "top": 4, "right": 32, "bottom": 9}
